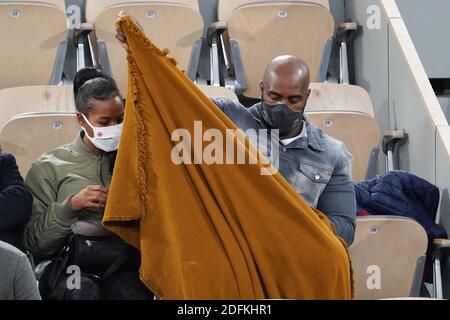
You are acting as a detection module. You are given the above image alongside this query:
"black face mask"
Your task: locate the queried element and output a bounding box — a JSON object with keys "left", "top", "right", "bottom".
{"left": 260, "top": 99, "right": 304, "bottom": 135}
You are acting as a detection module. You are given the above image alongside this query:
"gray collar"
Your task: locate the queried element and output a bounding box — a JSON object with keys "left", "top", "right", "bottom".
{"left": 303, "top": 114, "right": 325, "bottom": 152}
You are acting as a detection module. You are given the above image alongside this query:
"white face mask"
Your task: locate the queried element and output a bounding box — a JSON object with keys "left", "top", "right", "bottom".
{"left": 81, "top": 114, "right": 123, "bottom": 152}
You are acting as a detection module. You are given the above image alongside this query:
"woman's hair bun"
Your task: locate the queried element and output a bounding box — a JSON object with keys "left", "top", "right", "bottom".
{"left": 73, "top": 67, "right": 107, "bottom": 97}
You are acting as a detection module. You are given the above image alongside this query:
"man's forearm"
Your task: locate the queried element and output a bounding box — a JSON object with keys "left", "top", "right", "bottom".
{"left": 328, "top": 215, "right": 356, "bottom": 245}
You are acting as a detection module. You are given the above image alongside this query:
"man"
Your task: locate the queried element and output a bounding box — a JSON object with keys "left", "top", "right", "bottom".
{"left": 0, "top": 152, "right": 33, "bottom": 249}
{"left": 115, "top": 17, "right": 356, "bottom": 245}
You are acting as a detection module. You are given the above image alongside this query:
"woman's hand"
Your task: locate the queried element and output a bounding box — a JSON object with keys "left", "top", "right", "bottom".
{"left": 70, "top": 185, "right": 109, "bottom": 211}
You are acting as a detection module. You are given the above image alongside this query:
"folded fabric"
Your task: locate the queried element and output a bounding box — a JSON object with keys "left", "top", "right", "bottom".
{"left": 103, "top": 16, "right": 353, "bottom": 300}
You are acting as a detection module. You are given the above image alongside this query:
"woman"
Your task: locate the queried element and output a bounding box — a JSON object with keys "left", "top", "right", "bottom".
{"left": 22, "top": 68, "right": 153, "bottom": 300}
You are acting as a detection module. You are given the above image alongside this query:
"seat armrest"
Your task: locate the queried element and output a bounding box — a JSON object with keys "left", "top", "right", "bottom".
{"left": 338, "top": 22, "right": 358, "bottom": 36}
{"left": 208, "top": 22, "right": 228, "bottom": 38}
{"left": 80, "top": 22, "right": 94, "bottom": 31}
{"left": 434, "top": 238, "right": 450, "bottom": 248}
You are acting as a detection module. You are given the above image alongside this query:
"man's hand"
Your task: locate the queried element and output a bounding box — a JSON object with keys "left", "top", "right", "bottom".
{"left": 70, "top": 185, "right": 109, "bottom": 211}
{"left": 115, "top": 11, "right": 143, "bottom": 50}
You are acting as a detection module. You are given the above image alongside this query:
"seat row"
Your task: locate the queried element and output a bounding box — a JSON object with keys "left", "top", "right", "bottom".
{"left": 0, "top": 0, "right": 335, "bottom": 99}
{"left": 0, "top": 83, "right": 380, "bottom": 181}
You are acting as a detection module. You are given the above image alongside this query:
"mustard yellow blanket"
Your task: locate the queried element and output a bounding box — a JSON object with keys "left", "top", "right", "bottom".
{"left": 103, "top": 16, "right": 353, "bottom": 300}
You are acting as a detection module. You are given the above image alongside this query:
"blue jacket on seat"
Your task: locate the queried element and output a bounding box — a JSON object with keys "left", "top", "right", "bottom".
{"left": 354, "top": 170, "right": 447, "bottom": 240}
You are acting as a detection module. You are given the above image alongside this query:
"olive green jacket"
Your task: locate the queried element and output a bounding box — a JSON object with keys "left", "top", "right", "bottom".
{"left": 23, "top": 133, "right": 114, "bottom": 259}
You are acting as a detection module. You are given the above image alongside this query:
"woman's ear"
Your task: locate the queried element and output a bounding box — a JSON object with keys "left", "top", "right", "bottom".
{"left": 76, "top": 113, "right": 84, "bottom": 127}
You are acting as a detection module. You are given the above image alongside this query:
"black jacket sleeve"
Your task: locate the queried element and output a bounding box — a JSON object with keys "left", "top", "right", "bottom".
{"left": 0, "top": 153, "right": 33, "bottom": 232}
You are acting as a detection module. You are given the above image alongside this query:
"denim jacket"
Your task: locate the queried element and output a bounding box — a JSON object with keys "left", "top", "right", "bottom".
{"left": 212, "top": 98, "right": 356, "bottom": 245}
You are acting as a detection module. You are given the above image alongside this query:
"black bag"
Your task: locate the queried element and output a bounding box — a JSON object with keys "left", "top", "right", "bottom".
{"left": 68, "top": 234, "right": 132, "bottom": 276}
{"left": 39, "top": 234, "right": 139, "bottom": 300}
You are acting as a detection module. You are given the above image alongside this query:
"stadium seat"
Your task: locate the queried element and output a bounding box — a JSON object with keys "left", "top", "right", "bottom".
{"left": 306, "top": 111, "right": 381, "bottom": 181}
{"left": 0, "top": 85, "right": 75, "bottom": 129}
{"left": 197, "top": 84, "right": 239, "bottom": 101}
{"left": 349, "top": 216, "right": 428, "bottom": 300}
{"left": 218, "top": 0, "right": 330, "bottom": 22}
{"left": 0, "top": 112, "right": 79, "bottom": 176}
{"left": 306, "top": 83, "right": 375, "bottom": 117}
{"left": 86, "top": 0, "right": 204, "bottom": 95}
{"left": 214, "top": 0, "right": 334, "bottom": 98}
{"left": 0, "top": 0, "right": 68, "bottom": 89}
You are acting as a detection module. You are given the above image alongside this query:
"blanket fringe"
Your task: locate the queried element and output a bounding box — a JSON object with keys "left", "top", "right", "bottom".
{"left": 126, "top": 51, "right": 150, "bottom": 219}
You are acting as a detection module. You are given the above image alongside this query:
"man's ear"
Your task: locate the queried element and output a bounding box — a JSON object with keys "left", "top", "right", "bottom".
{"left": 303, "top": 89, "right": 312, "bottom": 108}
{"left": 259, "top": 81, "right": 264, "bottom": 92}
